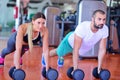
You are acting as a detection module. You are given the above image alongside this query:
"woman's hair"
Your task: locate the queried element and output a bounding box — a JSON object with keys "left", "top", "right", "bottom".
{"left": 32, "top": 12, "right": 46, "bottom": 20}
{"left": 27, "top": 12, "right": 46, "bottom": 52}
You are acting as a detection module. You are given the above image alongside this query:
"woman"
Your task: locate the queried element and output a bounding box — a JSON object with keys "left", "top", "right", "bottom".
{"left": 0, "top": 12, "right": 49, "bottom": 71}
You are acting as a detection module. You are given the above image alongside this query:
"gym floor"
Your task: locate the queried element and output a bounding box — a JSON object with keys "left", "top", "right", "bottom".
{"left": 0, "top": 44, "right": 120, "bottom": 80}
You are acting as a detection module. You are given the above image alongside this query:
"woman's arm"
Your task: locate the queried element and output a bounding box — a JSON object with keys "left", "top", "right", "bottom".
{"left": 14, "top": 25, "right": 24, "bottom": 69}
{"left": 42, "top": 27, "right": 49, "bottom": 71}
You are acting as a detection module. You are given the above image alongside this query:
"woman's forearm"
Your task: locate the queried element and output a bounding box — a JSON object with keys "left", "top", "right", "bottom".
{"left": 14, "top": 50, "right": 21, "bottom": 69}
{"left": 44, "top": 50, "right": 49, "bottom": 71}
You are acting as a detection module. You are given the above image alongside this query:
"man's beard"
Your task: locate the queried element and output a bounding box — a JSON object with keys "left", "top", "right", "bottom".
{"left": 94, "top": 21, "right": 103, "bottom": 29}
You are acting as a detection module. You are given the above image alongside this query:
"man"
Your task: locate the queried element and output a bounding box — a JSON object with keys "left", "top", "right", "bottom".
{"left": 48, "top": 9, "right": 108, "bottom": 74}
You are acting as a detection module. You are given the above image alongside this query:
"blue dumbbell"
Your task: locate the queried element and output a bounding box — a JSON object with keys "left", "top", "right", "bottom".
{"left": 9, "top": 66, "right": 26, "bottom": 80}
{"left": 92, "top": 67, "right": 111, "bottom": 80}
{"left": 67, "top": 67, "right": 85, "bottom": 80}
{"left": 42, "top": 67, "right": 58, "bottom": 80}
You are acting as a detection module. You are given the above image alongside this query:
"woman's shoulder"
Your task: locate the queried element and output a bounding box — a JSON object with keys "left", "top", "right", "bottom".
{"left": 41, "top": 26, "right": 48, "bottom": 37}
{"left": 18, "top": 23, "right": 31, "bottom": 34}
{"left": 19, "top": 23, "right": 30, "bottom": 28}
{"left": 44, "top": 26, "right": 49, "bottom": 34}
{"left": 44, "top": 26, "right": 48, "bottom": 31}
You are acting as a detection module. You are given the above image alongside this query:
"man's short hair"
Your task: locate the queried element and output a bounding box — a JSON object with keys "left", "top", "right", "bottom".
{"left": 92, "top": 9, "right": 105, "bottom": 17}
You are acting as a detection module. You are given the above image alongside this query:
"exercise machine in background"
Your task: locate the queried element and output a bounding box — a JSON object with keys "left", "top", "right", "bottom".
{"left": 106, "top": 0, "right": 120, "bottom": 54}
{"left": 44, "top": 7, "right": 62, "bottom": 47}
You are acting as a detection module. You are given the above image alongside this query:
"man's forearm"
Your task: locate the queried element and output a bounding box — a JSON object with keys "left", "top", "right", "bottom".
{"left": 73, "top": 49, "right": 79, "bottom": 70}
{"left": 98, "top": 49, "right": 106, "bottom": 73}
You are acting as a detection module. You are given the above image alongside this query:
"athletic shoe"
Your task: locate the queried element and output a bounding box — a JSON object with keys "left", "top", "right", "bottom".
{"left": 41, "top": 55, "right": 46, "bottom": 67}
{"left": 57, "top": 57, "right": 64, "bottom": 67}
{"left": 0, "top": 56, "right": 4, "bottom": 65}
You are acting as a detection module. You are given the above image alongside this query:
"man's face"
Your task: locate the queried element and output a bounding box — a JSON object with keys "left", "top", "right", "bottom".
{"left": 93, "top": 12, "right": 106, "bottom": 29}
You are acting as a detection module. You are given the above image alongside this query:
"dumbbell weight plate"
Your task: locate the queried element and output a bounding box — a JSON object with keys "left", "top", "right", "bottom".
{"left": 67, "top": 67, "right": 74, "bottom": 79}
{"left": 99, "top": 69, "right": 111, "bottom": 80}
{"left": 47, "top": 68, "right": 58, "bottom": 80}
{"left": 42, "top": 67, "right": 47, "bottom": 78}
{"left": 92, "top": 67, "right": 99, "bottom": 78}
{"left": 9, "top": 66, "right": 16, "bottom": 78}
{"left": 13, "top": 69, "right": 26, "bottom": 80}
{"left": 73, "top": 69, "right": 85, "bottom": 80}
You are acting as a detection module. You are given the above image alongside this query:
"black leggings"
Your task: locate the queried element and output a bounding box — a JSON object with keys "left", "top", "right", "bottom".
{"left": 1, "top": 32, "right": 29, "bottom": 58}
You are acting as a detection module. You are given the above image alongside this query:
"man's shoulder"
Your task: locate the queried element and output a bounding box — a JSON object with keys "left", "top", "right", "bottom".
{"left": 78, "top": 21, "right": 91, "bottom": 26}
{"left": 77, "top": 21, "right": 91, "bottom": 28}
{"left": 103, "top": 24, "right": 109, "bottom": 30}
{"left": 82, "top": 21, "right": 91, "bottom": 24}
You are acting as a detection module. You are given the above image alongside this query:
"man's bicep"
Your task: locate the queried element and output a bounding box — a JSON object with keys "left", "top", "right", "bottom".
{"left": 99, "top": 38, "right": 107, "bottom": 50}
{"left": 74, "top": 34, "right": 82, "bottom": 50}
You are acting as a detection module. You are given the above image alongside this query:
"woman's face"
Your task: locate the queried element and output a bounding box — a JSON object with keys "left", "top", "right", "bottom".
{"left": 32, "top": 18, "right": 46, "bottom": 32}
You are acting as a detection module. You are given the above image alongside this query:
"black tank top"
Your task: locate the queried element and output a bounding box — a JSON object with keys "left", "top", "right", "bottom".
{"left": 23, "top": 32, "right": 42, "bottom": 46}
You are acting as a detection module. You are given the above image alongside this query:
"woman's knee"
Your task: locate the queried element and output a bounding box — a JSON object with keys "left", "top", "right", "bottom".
{"left": 1, "top": 48, "right": 15, "bottom": 58}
